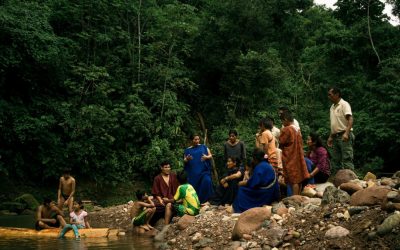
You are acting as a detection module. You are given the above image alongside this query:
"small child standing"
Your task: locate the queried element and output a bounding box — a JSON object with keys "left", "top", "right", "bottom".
{"left": 59, "top": 199, "right": 90, "bottom": 238}
{"left": 174, "top": 171, "right": 200, "bottom": 216}
{"left": 130, "top": 190, "right": 156, "bottom": 231}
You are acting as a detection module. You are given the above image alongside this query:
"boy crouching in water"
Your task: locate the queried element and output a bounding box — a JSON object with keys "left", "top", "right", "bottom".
{"left": 130, "top": 190, "right": 156, "bottom": 231}
{"left": 174, "top": 171, "right": 200, "bottom": 216}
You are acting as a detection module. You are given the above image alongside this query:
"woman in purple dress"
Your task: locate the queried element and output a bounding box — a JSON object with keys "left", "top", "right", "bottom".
{"left": 306, "top": 132, "right": 331, "bottom": 183}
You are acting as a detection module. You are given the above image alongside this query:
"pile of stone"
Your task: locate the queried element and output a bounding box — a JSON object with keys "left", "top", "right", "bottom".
{"left": 156, "top": 170, "right": 400, "bottom": 250}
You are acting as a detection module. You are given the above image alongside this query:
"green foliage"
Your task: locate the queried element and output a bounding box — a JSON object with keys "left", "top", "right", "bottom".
{"left": 0, "top": 0, "right": 399, "bottom": 191}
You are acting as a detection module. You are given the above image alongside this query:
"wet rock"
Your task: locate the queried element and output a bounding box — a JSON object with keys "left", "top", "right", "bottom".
{"left": 350, "top": 186, "right": 391, "bottom": 206}
{"left": 333, "top": 169, "right": 358, "bottom": 187}
{"left": 321, "top": 186, "right": 350, "bottom": 205}
{"left": 377, "top": 212, "right": 400, "bottom": 235}
{"left": 325, "top": 226, "right": 350, "bottom": 238}
{"left": 339, "top": 182, "right": 363, "bottom": 195}
{"left": 231, "top": 206, "right": 272, "bottom": 240}
{"left": 154, "top": 225, "right": 170, "bottom": 242}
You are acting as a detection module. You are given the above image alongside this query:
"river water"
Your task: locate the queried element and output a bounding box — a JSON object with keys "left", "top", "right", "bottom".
{"left": 0, "top": 215, "right": 155, "bottom": 250}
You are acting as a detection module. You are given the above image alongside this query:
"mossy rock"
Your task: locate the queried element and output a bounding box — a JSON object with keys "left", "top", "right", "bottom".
{"left": 14, "top": 194, "right": 39, "bottom": 211}
{"left": 0, "top": 201, "right": 26, "bottom": 213}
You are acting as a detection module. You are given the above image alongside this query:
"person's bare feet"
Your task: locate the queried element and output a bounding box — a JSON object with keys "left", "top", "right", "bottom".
{"left": 140, "top": 225, "right": 150, "bottom": 231}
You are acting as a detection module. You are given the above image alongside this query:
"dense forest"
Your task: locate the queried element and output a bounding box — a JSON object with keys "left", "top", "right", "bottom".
{"left": 1, "top": 0, "right": 399, "bottom": 189}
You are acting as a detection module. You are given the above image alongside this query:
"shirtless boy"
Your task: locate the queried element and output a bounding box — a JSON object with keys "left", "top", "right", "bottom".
{"left": 130, "top": 190, "right": 156, "bottom": 231}
{"left": 36, "top": 197, "right": 67, "bottom": 230}
{"left": 57, "top": 168, "right": 76, "bottom": 213}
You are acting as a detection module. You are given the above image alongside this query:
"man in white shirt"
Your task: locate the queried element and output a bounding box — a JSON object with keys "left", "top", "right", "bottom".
{"left": 327, "top": 87, "right": 354, "bottom": 172}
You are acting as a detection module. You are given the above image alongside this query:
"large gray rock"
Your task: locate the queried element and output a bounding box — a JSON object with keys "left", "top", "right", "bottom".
{"left": 321, "top": 186, "right": 351, "bottom": 205}
{"left": 377, "top": 213, "right": 400, "bottom": 235}
{"left": 231, "top": 206, "right": 272, "bottom": 240}
{"left": 333, "top": 169, "right": 358, "bottom": 187}
{"left": 350, "top": 186, "right": 391, "bottom": 206}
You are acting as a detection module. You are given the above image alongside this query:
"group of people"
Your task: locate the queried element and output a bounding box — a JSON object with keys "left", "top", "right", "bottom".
{"left": 35, "top": 169, "right": 90, "bottom": 238}
{"left": 131, "top": 86, "right": 354, "bottom": 228}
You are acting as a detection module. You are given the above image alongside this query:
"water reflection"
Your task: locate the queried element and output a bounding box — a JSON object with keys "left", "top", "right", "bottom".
{"left": 0, "top": 215, "right": 155, "bottom": 250}
{"left": 0, "top": 233, "right": 155, "bottom": 250}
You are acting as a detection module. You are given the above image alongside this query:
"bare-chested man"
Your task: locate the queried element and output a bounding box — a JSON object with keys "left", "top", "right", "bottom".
{"left": 36, "top": 197, "right": 67, "bottom": 230}
{"left": 129, "top": 190, "right": 156, "bottom": 232}
{"left": 57, "top": 168, "right": 76, "bottom": 213}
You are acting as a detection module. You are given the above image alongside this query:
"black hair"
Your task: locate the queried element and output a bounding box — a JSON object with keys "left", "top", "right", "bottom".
{"left": 264, "top": 117, "right": 274, "bottom": 130}
{"left": 63, "top": 168, "right": 71, "bottom": 175}
{"left": 280, "top": 111, "right": 294, "bottom": 122}
{"left": 135, "top": 190, "right": 146, "bottom": 200}
{"left": 43, "top": 197, "right": 52, "bottom": 205}
{"left": 190, "top": 134, "right": 201, "bottom": 140}
{"left": 227, "top": 156, "right": 240, "bottom": 167}
{"left": 329, "top": 87, "right": 341, "bottom": 97}
{"left": 252, "top": 148, "right": 266, "bottom": 164}
{"left": 75, "top": 199, "right": 84, "bottom": 209}
{"left": 177, "top": 171, "right": 188, "bottom": 184}
{"left": 309, "top": 131, "right": 323, "bottom": 148}
{"left": 228, "top": 129, "right": 238, "bottom": 136}
{"left": 278, "top": 106, "right": 290, "bottom": 112}
{"left": 160, "top": 161, "right": 170, "bottom": 168}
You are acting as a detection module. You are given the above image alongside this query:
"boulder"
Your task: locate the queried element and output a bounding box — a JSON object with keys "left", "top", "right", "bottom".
{"left": 339, "top": 182, "right": 363, "bottom": 195}
{"left": 325, "top": 226, "right": 350, "bottom": 238}
{"left": 315, "top": 182, "right": 334, "bottom": 193}
{"left": 302, "top": 187, "right": 317, "bottom": 198}
{"left": 363, "top": 172, "right": 377, "bottom": 181}
{"left": 14, "top": 194, "right": 39, "bottom": 211}
{"left": 377, "top": 213, "right": 400, "bottom": 235}
{"left": 333, "top": 169, "right": 358, "bottom": 187}
{"left": 321, "top": 186, "right": 351, "bottom": 205}
{"left": 350, "top": 186, "right": 391, "bottom": 206}
{"left": 392, "top": 171, "right": 400, "bottom": 178}
{"left": 380, "top": 177, "right": 396, "bottom": 187}
{"left": 282, "top": 195, "right": 310, "bottom": 208}
{"left": 0, "top": 202, "right": 26, "bottom": 214}
{"left": 177, "top": 215, "right": 195, "bottom": 230}
{"left": 231, "top": 206, "right": 272, "bottom": 240}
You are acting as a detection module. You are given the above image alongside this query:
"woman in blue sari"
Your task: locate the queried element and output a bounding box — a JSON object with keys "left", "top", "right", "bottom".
{"left": 233, "top": 148, "right": 280, "bottom": 213}
{"left": 183, "top": 134, "right": 214, "bottom": 204}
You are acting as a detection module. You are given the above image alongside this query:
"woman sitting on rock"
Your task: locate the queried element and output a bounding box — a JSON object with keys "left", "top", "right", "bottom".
{"left": 233, "top": 148, "right": 280, "bottom": 213}
{"left": 209, "top": 157, "right": 243, "bottom": 206}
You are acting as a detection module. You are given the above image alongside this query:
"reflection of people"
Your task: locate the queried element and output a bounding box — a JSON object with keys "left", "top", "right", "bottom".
{"left": 59, "top": 199, "right": 91, "bottom": 238}
{"left": 233, "top": 149, "right": 280, "bottom": 213}
{"left": 183, "top": 134, "right": 214, "bottom": 204}
{"left": 327, "top": 87, "right": 354, "bottom": 173}
{"left": 209, "top": 157, "right": 242, "bottom": 206}
{"left": 57, "top": 168, "right": 76, "bottom": 213}
{"left": 130, "top": 190, "right": 156, "bottom": 231}
{"left": 36, "top": 197, "right": 67, "bottom": 230}
{"left": 223, "top": 130, "right": 246, "bottom": 169}
{"left": 279, "top": 112, "right": 310, "bottom": 196}
{"left": 151, "top": 161, "right": 179, "bottom": 225}
{"left": 174, "top": 171, "right": 200, "bottom": 216}
{"left": 307, "top": 132, "right": 331, "bottom": 183}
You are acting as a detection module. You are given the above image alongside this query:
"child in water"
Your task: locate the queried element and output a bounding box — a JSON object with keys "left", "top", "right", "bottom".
{"left": 130, "top": 190, "right": 156, "bottom": 231}
{"left": 59, "top": 199, "right": 90, "bottom": 238}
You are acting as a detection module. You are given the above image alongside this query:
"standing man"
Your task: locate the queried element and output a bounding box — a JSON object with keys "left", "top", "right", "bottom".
{"left": 327, "top": 87, "right": 354, "bottom": 172}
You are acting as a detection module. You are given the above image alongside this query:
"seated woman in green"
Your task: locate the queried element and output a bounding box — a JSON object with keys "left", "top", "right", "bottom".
{"left": 174, "top": 171, "right": 200, "bottom": 216}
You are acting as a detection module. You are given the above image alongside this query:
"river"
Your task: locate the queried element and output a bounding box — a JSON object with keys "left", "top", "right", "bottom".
{"left": 0, "top": 215, "right": 155, "bottom": 250}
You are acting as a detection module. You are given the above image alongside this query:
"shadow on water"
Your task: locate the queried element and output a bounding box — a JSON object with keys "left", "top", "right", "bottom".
{"left": 0, "top": 215, "right": 155, "bottom": 250}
